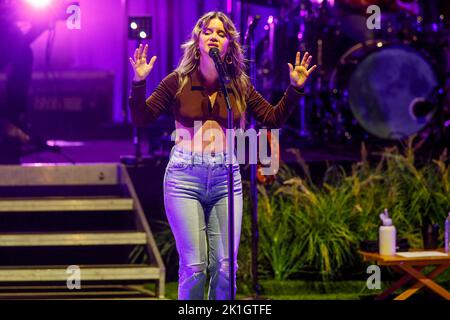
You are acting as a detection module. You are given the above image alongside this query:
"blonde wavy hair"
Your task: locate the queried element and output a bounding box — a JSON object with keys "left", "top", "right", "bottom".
{"left": 174, "top": 11, "right": 250, "bottom": 127}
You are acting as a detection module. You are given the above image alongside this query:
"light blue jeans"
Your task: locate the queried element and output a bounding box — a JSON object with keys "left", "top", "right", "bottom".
{"left": 163, "top": 146, "right": 243, "bottom": 300}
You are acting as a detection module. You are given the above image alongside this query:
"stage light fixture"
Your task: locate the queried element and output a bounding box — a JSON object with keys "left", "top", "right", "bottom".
{"left": 128, "top": 16, "right": 152, "bottom": 40}
{"left": 25, "top": 0, "right": 53, "bottom": 9}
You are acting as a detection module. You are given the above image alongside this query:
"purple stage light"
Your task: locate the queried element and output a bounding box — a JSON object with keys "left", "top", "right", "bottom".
{"left": 432, "top": 23, "right": 438, "bottom": 32}
{"left": 25, "top": 0, "right": 53, "bottom": 9}
{"left": 310, "top": 0, "right": 335, "bottom": 5}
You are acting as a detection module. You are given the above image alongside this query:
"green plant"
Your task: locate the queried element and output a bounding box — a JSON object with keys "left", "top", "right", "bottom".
{"left": 238, "top": 139, "right": 449, "bottom": 283}
{"left": 257, "top": 170, "right": 360, "bottom": 281}
{"left": 152, "top": 220, "right": 178, "bottom": 279}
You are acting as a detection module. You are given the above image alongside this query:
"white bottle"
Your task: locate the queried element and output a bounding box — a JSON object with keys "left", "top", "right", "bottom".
{"left": 379, "top": 209, "right": 396, "bottom": 256}
{"left": 445, "top": 212, "right": 450, "bottom": 254}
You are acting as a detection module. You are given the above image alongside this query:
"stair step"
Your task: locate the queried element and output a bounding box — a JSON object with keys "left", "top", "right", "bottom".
{"left": 0, "top": 164, "right": 165, "bottom": 299}
{"left": 0, "top": 164, "right": 120, "bottom": 186}
{"left": 0, "top": 284, "right": 162, "bottom": 299}
{"left": 0, "top": 232, "right": 147, "bottom": 247}
{"left": 0, "top": 265, "right": 160, "bottom": 281}
{"left": 0, "top": 291, "right": 144, "bottom": 298}
{"left": 0, "top": 198, "right": 134, "bottom": 212}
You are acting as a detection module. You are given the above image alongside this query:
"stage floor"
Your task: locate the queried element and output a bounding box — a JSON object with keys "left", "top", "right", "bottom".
{"left": 19, "top": 139, "right": 361, "bottom": 165}
{"left": 20, "top": 139, "right": 149, "bottom": 165}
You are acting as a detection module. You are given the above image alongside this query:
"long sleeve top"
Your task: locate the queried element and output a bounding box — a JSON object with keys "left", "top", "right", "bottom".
{"left": 129, "top": 69, "right": 304, "bottom": 129}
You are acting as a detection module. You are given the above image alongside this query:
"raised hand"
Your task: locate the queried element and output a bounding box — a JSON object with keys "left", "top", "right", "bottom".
{"left": 287, "top": 51, "right": 317, "bottom": 89}
{"left": 129, "top": 44, "right": 157, "bottom": 82}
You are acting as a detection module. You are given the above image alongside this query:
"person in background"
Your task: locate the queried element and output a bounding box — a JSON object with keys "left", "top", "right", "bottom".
{"left": 0, "top": 0, "right": 33, "bottom": 145}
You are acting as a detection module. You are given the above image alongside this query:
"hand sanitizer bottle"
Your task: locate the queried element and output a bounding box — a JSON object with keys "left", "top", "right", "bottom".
{"left": 379, "top": 208, "right": 396, "bottom": 256}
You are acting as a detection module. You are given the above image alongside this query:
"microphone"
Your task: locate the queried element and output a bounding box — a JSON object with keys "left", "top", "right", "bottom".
{"left": 208, "top": 47, "right": 231, "bottom": 84}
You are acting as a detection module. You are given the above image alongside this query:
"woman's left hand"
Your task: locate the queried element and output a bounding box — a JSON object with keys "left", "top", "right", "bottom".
{"left": 288, "top": 51, "right": 317, "bottom": 89}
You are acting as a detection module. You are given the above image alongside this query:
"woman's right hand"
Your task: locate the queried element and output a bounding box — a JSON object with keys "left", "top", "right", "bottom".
{"left": 129, "top": 44, "right": 157, "bottom": 82}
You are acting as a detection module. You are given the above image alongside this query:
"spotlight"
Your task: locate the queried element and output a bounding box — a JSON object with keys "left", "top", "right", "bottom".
{"left": 25, "top": 0, "right": 53, "bottom": 9}
{"left": 128, "top": 16, "right": 152, "bottom": 40}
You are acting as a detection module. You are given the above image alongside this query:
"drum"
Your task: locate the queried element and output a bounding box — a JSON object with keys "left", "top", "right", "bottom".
{"left": 329, "top": 40, "right": 439, "bottom": 139}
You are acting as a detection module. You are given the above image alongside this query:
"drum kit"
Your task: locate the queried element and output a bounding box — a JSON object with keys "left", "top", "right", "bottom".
{"left": 255, "top": 0, "right": 449, "bottom": 143}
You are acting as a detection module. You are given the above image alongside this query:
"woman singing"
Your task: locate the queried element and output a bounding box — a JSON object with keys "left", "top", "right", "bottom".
{"left": 129, "top": 11, "right": 316, "bottom": 300}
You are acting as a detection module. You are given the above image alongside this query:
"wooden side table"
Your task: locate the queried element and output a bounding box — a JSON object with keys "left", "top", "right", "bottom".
{"left": 360, "top": 249, "right": 450, "bottom": 300}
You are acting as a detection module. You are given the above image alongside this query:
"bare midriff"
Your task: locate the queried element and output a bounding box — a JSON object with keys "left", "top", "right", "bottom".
{"left": 173, "top": 91, "right": 228, "bottom": 154}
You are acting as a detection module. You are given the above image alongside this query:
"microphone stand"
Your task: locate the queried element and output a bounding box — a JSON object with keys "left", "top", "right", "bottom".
{"left": 244, "top": 15, "right": 262, "bottom": 299}
{"left": 212, "top": 54, "right": 235, "bottom": 300}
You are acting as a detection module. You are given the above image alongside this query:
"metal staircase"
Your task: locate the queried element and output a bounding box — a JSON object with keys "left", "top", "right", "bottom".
{"left": 0, "top": 164, "right": 165, "bottom": 299}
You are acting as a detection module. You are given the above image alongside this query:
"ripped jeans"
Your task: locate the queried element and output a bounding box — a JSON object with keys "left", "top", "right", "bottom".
{"left": 163, "top": 146, "right": 243, "bottom": 300}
